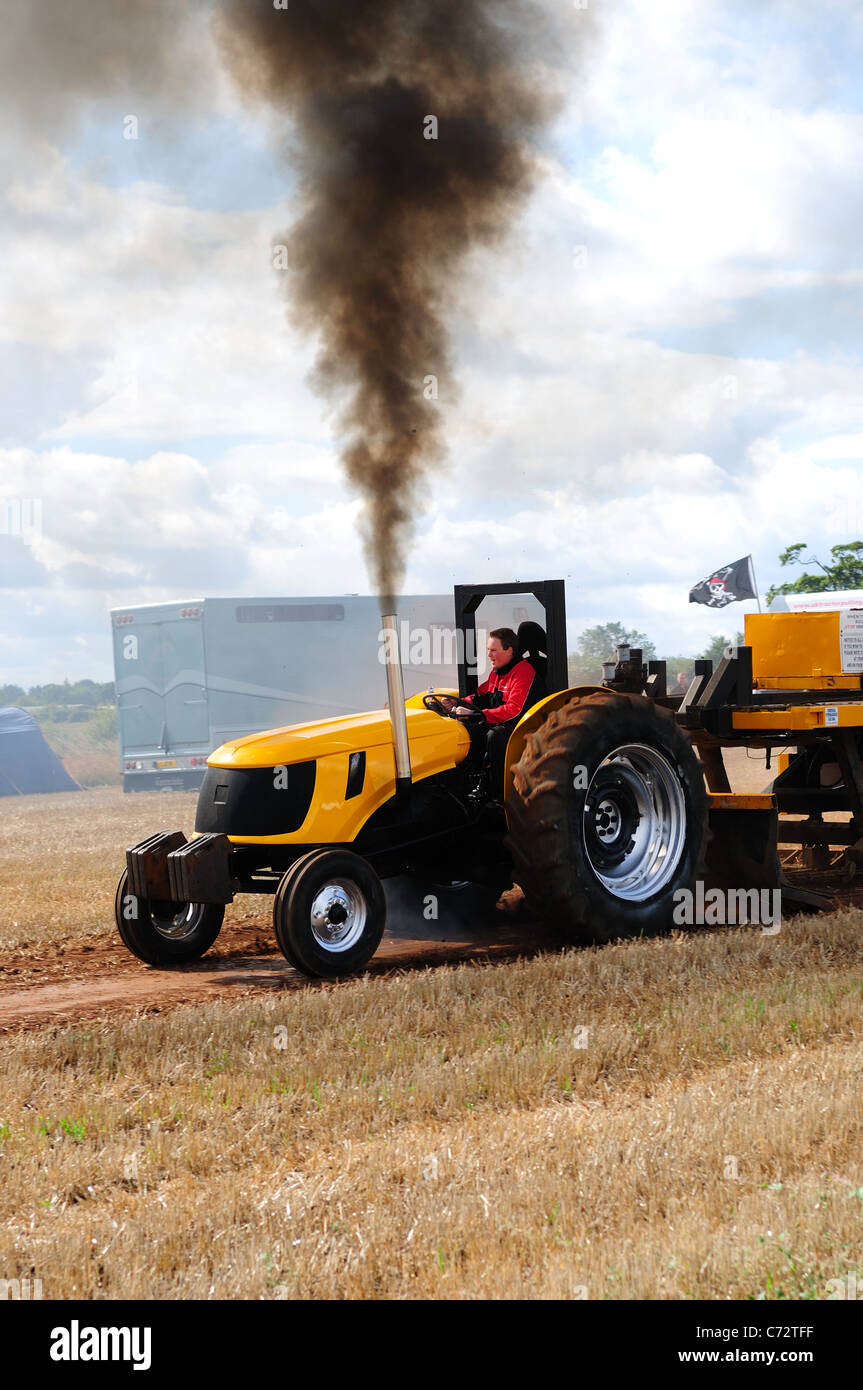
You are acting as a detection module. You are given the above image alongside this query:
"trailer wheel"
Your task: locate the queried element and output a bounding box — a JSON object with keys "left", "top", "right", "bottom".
{"left": 506, "top": 691, "right": 708, "bottom": 943}
{"left": 273, "top": 849, "right": 386, "bottom": 978}
{"left": 113, "top": 869, "right": 225, "bottom": 965}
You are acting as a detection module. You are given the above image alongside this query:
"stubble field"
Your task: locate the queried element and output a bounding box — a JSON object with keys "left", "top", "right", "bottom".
{"left": 0, "top": 783, "right": 862, "bottom": 1300}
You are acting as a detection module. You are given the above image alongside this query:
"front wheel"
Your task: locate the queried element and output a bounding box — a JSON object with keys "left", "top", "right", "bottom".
{"left": 114, "top": 868, "right": 225, "bottom": 965}
{"left": 273, "top": 848, "right": 386, "bottom": 978}
{"left": 506, "top": 691, "right": 708, "bottom": 943}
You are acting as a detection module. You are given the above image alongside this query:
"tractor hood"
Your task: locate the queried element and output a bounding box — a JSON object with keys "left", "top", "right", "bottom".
{"left": 198, "top": 698, "right": 471, "bottom": 845}
{"left": 207, "top": 702, "right": 469, "bottom": 772}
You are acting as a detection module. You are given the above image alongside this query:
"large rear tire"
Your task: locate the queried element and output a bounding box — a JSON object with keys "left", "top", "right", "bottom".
{"left": 506, "top": 692, "right": 708, "bottom": 943}
{"left": 273, "top": 848, "right": 386, "bottom": 979}
{"left": 114, "top": 869, "right": 225, "bottom": 965}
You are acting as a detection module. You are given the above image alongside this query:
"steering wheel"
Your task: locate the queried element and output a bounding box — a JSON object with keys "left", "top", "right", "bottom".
{"left": 423, "top": 693, "right": 451, "bottom": 716}
{"left": 423, "top": 692, "right": 485, "bottom": 723}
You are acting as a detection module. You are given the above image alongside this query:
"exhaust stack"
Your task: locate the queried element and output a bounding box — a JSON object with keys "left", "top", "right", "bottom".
{"left": 381, "top": 612, "right": 412, "bottom": 797}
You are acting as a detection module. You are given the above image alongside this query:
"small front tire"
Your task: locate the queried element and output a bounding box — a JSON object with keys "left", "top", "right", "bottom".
{"left": 114, "top": 868, "right": 225, "bottom": 965}
{"left": 273, "top": 849, "right": 386, "bottom": 978}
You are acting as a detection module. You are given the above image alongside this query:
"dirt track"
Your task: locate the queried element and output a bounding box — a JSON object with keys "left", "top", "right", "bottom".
{"left": 0, "top": 884, "right": 558, "bottom": 1033}
{"left": 4, "top": 868, "right": 863, "bottom": 1034}
{"left": 0, "top": 788, "right": 559, "bottom": 1032}
{"left": 2, "top": 758, "right": 860, "bottom": 1035}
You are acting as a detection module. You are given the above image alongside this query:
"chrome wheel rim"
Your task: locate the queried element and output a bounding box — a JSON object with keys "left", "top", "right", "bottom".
{"left": 310, "top": 879, "right": 367, "bottom": 952}
{"left": 583, "top": 742, "right": 687, "bottom": 902}
{"left": 150, "top": 901, "right": 206, "bottom": 941}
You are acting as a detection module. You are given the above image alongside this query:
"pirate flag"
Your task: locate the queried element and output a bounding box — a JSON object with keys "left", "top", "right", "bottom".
{"left": 689, "top": 555, "right": 758, "bottom": 609}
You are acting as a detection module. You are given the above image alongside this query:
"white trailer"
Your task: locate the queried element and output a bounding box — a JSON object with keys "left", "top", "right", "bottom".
{"left": 767, "top": 589, "right": 863, "bottom": 612}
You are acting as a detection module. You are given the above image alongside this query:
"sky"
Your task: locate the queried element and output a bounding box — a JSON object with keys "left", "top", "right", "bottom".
{"left": 2, "top": 0, "right": 863, "bottom": 685}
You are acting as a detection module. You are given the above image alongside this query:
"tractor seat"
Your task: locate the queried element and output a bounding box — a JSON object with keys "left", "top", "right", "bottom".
{"left": 517, "top": 621, "right": 548, "bottom": 702}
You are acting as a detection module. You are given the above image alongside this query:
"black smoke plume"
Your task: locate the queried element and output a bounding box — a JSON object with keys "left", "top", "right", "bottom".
{"left": 217, "top": 0, "right": 563, "bottom": 601}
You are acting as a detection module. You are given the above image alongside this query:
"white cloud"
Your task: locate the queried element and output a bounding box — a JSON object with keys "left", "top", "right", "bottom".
{"left": 0, "top": 159, "right": 329, "bottom": 441}
{"left": 1, "top": 428, "right": 862, "bottom": 684}
{"left": 3, "top": 0, "right": 863, "bottom": 686}
{"left": 803, "top": 433, "right": 863, "bottom": 461}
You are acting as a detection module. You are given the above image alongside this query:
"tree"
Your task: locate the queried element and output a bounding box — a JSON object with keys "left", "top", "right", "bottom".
{"left": 699, "top": 631, "right": 744, "bottom": 665}
{"left": 765, "top": 542, "right": 863, "bottom": 605}
{"left": 0, "top": 679, "right": 116, "bottom": 709}
{"left": 568, "top": 621, "right": 656, "bottom": 685}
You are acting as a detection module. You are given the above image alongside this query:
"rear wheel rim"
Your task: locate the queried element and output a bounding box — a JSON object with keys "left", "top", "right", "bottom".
{"left": 582, "top": 742, "right": 687, "bottom": 902}
{"left": 150, "top": 901, "right": 207, "bottom": 941}
{"left": 309, "top": 879, "right": 367, "bottom": 952}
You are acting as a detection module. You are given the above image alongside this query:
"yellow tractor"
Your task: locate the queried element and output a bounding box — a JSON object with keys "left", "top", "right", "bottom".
{"left": 116, "top": 580, "right": 855, "bottom": 977}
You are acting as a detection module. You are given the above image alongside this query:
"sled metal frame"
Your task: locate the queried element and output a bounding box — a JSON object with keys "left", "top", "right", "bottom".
{"left": 669, "top": 644, "right": 863, "bottom": 857}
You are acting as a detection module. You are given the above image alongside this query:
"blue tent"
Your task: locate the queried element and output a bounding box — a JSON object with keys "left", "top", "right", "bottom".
{"left": 0, "top": 707, "right": 81, "bottom": 795}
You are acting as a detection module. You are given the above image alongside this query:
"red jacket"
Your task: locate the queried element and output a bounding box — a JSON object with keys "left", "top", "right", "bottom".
{"left": 465, "top": 657, "right": 535, "bottom": 726}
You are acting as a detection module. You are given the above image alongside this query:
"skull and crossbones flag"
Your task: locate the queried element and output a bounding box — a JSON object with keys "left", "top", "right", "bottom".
{"left": 689, "top": 555, "right": 758, "bottom": 608}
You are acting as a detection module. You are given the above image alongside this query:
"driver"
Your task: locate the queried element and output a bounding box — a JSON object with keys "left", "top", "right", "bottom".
{"left": 440, "top": 628, "right": 537, "bottom": 791}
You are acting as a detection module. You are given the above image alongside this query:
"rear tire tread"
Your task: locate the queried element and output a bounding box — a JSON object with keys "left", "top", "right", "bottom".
{"left": 505, "top": 691, "right": 708, "bottom": 944}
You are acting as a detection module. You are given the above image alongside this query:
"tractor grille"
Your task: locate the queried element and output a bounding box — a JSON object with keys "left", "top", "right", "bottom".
{"left": 195, "top": 762, "right": 316, "bottom": 837}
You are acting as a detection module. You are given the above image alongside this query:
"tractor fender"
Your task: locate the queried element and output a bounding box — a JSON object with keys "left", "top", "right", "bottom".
{"left": 503, "top": 686, "right": 607, "bottom": 799}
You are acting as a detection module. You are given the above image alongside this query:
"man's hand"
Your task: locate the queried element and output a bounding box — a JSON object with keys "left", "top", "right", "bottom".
{"left": 437, "top": 696, "right": 477, "bottom": 720}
